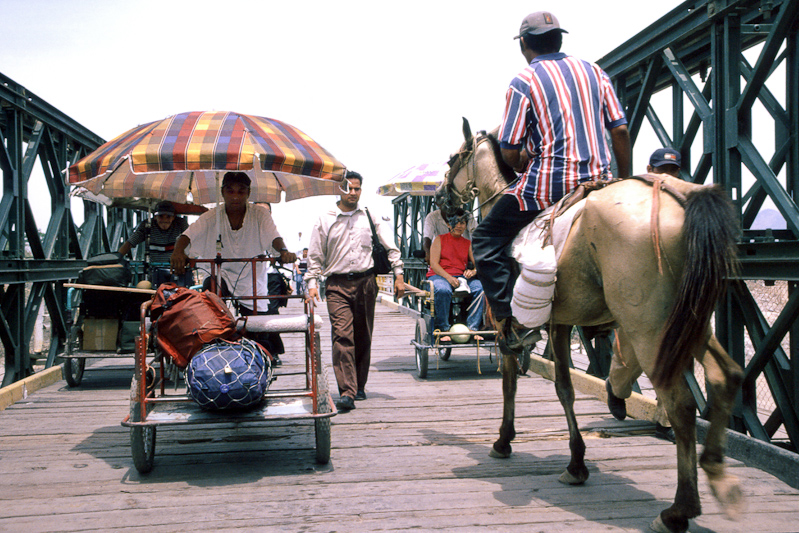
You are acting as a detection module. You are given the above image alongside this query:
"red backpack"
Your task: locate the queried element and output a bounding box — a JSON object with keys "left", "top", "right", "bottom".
{"left": 150, "top": 283, "right": 238, "bottom": 368}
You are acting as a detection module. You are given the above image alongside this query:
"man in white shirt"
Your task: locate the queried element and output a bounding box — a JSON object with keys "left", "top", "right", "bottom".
{"left": 170, "top": 171, "right": 296, "bottom": 365}
{"left": 305, "top": 171, "right": 404, "bottom": 411}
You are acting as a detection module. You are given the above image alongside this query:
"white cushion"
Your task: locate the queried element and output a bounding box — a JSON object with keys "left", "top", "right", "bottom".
{"left": 240, "top": 313, "right": 323, "bottom": 333}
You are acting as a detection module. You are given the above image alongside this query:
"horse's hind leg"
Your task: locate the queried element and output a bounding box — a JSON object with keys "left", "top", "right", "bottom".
{"left": 698, "top": 335, "right": 745, "bottom": 519}
{"left": 490, "top": 350, "right": 518, "bottom": 458}
{"left": 652, "top": 371, "right": 701, "bottom": 533}
{"left": 551, "top": 324, "right": 588, "bottom": 485}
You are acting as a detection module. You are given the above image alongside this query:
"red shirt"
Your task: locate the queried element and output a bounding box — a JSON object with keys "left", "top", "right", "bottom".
{"left": 427, "top": 233, "right": 471, "bottom": 278}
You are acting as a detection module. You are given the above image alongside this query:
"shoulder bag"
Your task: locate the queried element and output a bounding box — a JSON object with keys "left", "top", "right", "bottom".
{"left": 364, "top": 208, "right": 392, "bottom": 275}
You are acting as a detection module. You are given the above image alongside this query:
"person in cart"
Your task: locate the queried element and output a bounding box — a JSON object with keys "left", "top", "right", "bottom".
{"left": 118, "top": 200, "right": 192, "bottom": 287}
{"left": 423, "top": 189, "right": 476, "bottom": 264}
{"left": 170, "top": 171, "right": 296, "bottom": 365}
{"left": 426, "top": 208, "right": 484, "bottom": 342}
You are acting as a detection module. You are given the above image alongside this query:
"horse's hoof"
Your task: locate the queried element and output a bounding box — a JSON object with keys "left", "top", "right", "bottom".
{"left": 557, "top": 469, "right": 587, "bottom": 485}
{"left": 650, "top": 515, "right": 687, "bottom": 533}
{"left": 709, "top": 474, "right": 745, "bottom": 520}
{"left": 489, "top": 446, "right": 511, "bottom": 459}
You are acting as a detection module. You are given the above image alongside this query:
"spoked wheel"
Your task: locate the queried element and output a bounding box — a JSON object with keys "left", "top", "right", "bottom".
{"left": 129, "top": 375, "right": 156, "bottom": 473}
{"left": 438, "top": 347, "right": 452, "bottom": 361}
{"left": 63, "top": 323, "right": 85, "bottom": 387}
{"left": 314, "top": 363, "right": 332, "bottom": 464}
{"left": 415, "top": 318, "right": 429, "bottom": 379}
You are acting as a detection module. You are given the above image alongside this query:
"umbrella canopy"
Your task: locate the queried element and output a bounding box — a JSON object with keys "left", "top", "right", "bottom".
{"left": 68, "top": 111, "right": 347, "bottom": 205}
{"left": 377, "top": 162, "right": 449, "bottom": 196}
{"left": 70, "top": 187, "right": 208, "bottom": 215}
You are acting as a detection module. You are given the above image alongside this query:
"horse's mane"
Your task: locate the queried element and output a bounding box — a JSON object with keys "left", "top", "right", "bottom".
{"left": 482, "top": 129, "right": 518, "bottom": 185}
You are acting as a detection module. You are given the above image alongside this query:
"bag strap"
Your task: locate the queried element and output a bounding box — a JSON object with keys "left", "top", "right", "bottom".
{"left": 364, "top": 207, "right": 380, "bottom": 243}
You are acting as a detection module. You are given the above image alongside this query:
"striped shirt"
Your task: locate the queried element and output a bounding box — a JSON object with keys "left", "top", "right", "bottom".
{"left": 125, "top": 217, "right": 189, "bottom": 264}
{"left": 499, "top": 52, "right": 627, "bottom": 211}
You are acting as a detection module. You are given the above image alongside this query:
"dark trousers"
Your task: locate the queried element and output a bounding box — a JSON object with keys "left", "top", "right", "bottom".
{"left": 472, "top": 194, "right": 541, "bottom": 321}
{"left": 325, "top": 274, "right": 377, "bottom": 399}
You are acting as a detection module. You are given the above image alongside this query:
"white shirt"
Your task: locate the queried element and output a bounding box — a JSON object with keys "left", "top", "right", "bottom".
{"left": 423, "top": 209, "right": 476, "bottom": 242}
{"left": 183, "top": 204, "right": 280, "bottom": 309}
{"left": 305, "top": 204, "right": 403, "bottom": 290}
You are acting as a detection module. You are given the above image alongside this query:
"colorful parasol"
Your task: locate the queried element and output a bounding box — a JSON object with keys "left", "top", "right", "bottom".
{"left": 68, "top": 111, "right": 347, "bottom": 205}
{"left": 377, "top": 162, "right": 449, "bottom": 196}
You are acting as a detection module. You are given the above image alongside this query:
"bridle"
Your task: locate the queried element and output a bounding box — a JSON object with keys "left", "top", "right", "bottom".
{"left": 445, "top": 131, "right": 517, "bottom": 215}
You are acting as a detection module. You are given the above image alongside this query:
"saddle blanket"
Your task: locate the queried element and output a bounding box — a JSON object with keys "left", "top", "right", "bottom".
{"left": 510, "top": 199, "right": 586, "bottom": 327}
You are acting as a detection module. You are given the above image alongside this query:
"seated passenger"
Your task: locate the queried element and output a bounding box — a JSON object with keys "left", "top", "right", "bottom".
{"left": 426, "top": 208, "right": 484, "bottom": 342}
{"left": 118, "top": 200, "right": 191, "bottom": 287}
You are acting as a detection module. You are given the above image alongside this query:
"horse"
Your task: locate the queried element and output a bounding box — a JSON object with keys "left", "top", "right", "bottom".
{"left": 442, "top": 118, "right": 745, "bottom": 533}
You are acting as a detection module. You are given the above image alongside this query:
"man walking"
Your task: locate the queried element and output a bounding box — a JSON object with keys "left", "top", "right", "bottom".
{"left": 305, "top": 171, "right": 404, "bottom": 412}
{"left": 472, "top": 10, "right": 631, "bottom": 356}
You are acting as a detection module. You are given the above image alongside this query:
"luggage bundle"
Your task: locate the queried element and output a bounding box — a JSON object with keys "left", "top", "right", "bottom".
{"left": 77, "top": 253, "right": 132, "bottom": 287}
{"left": 150, "top": 283, "right": 273, "bottom": 410}
{"left": 186, "top": 337, "right": 273, "bottom": 410}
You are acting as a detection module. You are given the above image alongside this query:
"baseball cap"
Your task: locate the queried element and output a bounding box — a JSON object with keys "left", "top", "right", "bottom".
{"left": 153, "top": 201, "right": 176, "bottom": 216}
{"left": 649, "top": 148, "right": 682, "bottom": 169}
{"left": 514, "top": 11, "right": 568, "bottom": 39}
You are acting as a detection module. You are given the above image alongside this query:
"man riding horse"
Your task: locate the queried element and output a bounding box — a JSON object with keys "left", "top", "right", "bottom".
{"left": 471, "top": 11, "right": 631, "bottom": 356}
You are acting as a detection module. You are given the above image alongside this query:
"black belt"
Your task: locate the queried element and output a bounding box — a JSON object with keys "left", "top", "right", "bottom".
{"left": 327, "top": 268, "right": 375, "bottom": 281}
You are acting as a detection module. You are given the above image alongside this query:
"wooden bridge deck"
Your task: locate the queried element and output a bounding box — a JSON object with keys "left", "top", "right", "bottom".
{"left": 2, "top": 299, "right": 798, "bottom": 532}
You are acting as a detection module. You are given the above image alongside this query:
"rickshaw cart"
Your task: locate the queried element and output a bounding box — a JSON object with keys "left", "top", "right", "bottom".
{"left": 409, "top": 279, "right": 523, "bottom": 379}
{"left": 121, "top": 257, "right": 336, "bottom": 473}
{"left": 61, "top": 283, "right": 154, "bottom": 387}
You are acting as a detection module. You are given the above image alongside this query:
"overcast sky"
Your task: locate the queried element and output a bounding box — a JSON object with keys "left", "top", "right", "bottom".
{"left": 1, "top": 0, "right": 684, "bottom": 248}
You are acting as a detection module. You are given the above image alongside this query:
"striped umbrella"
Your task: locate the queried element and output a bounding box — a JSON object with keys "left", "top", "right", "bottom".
{"left": 377, "top": 162, "right": 449, "bottom": 196}
{"left": 68, "top": 111, "right": 347, "bottom": 205}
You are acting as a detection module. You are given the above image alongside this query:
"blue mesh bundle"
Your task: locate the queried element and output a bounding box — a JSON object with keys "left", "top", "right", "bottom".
{"left": 186, "top": 337, "right": 272, "bottom": 410}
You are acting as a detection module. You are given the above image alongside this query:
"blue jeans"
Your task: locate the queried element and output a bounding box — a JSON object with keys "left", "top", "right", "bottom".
{"left": 428, "top": 275, "right": 484, "bottom": 333}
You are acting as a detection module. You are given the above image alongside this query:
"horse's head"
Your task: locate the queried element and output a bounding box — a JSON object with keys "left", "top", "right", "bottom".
{"left": 440, "top": 117, "right": 518, "bottom": 218}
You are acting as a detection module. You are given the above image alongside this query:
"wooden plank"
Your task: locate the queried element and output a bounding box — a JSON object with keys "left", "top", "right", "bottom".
{"left": 0, "top": 299, "right": 797, "bottom": 532}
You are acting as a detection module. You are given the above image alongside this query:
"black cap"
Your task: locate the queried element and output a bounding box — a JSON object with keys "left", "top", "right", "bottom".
{"left": 153, "top": 201, "right": 176, "bottom": 216}
{"left": 649, "top": 148, "right": 682, "bottom": 169}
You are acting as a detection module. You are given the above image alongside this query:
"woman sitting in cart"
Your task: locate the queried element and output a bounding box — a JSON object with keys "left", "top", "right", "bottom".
{"left": 118, "top": 200, "right": 192, "bottom": 288}
{"left": 426, "top": 208, "right": 485, "bottom": 342}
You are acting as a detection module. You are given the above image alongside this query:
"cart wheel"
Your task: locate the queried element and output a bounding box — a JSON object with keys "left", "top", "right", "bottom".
{"left": 62, "top": 322, "right": 85, "bottom": 387}
{"left": 314, "top": 364, "right": 332, "bottom": 465}
{"left": 63, "top": 357, "right": 86, "bottom": 387}
{"left": 438, "top": 347, "right": 452, "bottom": 361}
{"left": 130, "top": 425, "right": 156, "bottom": 474}
{"left": 129, "top": 376, "right": 156, "bottom": 473}
{"left": 415, "top": 318, "right": 429, "bottom": 379}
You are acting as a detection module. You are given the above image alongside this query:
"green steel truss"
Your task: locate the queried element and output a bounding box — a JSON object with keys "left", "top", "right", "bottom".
{"left": 0, "top": 72, "right": 141, "bottom": 385}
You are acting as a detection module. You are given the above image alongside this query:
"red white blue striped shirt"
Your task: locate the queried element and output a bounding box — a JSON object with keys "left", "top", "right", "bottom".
{"left": 499, "top": 53, "right": 627, "bottom": 210}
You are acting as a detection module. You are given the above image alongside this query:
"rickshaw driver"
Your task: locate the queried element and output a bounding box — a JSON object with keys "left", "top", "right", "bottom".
{"left": 169, "top": 171, "right": 296, "bottom": 363}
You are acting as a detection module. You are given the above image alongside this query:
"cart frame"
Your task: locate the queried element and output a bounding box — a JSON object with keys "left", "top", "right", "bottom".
{"left": 120, "top": 256, "right": 336, "bottom": 473}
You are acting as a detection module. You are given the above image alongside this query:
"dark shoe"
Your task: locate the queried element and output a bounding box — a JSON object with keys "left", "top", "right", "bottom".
{"left": 336, "top": 395, "right": 356, "bottom": 412}
{"left": 272, "top": 354, "right": 282, "bottom": 367}
{"left": 605, "top": 380, "right": 627, "bottom": 421}
{"left": 355, "top": 389, "right": 367, "bottom": 401}
{"left": 655, "top": 423, "right": 676, "bottom": 443}
{"left": 497, "top": 317, "right": 541, "bottom": 356}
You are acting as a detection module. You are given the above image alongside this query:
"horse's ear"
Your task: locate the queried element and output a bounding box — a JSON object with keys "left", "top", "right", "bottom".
{"left": 462, "top": 117, "right": 472, "bottom": 143}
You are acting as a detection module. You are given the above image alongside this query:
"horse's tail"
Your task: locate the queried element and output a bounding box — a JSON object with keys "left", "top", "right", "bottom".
{"left": 651, "top": 185, "right": 739, "bottom": 389}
